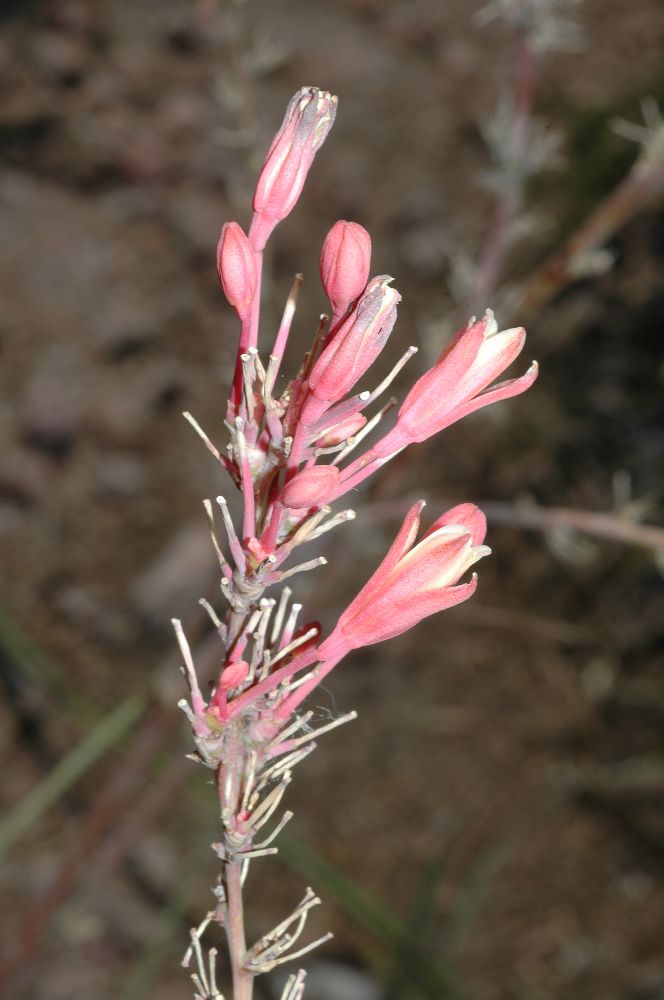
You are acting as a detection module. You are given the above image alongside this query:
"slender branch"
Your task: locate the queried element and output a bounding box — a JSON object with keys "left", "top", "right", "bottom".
{"left": 466, "top": 21, "right": 536, "bottom": 316}
{"left": 225, "top": 862, "right": 253, "bottom": 1000}
{"left": 481, "top": 501, "right": 664, "bottom": 554}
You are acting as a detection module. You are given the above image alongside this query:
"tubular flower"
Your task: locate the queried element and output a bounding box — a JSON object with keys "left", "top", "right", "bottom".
{"left": 216, "top": 222, "right": 257, "bottom": 323}
{"left": 374, "top": 310, "right": 538, "bottom": 458}
{"left": 302, "top": 275, "right": 400, "bottom": 425}
{"left": 320, "top": 220, "right": 372, "bottom": 316}
{"left": 317, "top": 501, "right": 490, "bottom": 659}
{"left": 250, "top": 87, "right": 338, "bottom": 250}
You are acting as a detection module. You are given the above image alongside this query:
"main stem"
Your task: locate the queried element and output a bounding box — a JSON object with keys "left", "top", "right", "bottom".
{"left": 225, "top": 861, "right": 253, "bottom": 1000}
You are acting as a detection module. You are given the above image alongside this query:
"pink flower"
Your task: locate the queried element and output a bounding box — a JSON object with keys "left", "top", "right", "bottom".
{"left": 317, "top": 500, "right": 489, "bottom": 659}
{"left": 250, "top": 87, "right": 337, "bottom": 250}
{"left": 302, "top": 275, "right": 400, "bottom": 426}
{"left": 281, "top": 464, "right": 340, "bottom": 509}
{"left": 216, "top": 222, "right": 257, "bottom": 323}
{"left": 374, "top": 311, "right": 538, "bottom": 458}
{"left": 320, "top": 220, "right": 372, "bottom": 316}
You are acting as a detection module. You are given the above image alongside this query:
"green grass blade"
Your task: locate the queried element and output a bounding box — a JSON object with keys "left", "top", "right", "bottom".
{"left": 0, "top": 694, "right": 146, "bottom": 859}
{"left": 444, "top": 839, "right": 510, "bottom": 956}
{"left": 278, "top": 832, "right": 404, "bottom": 946}
{"left": 118, "top": 824, "right": 214, "bottom": 1000}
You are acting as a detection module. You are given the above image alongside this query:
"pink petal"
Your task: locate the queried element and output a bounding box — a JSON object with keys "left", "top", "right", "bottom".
{"left": 346, "top": 575, "right": 479, "bottom": 648}
{"left": 334, "top": 500, "right": 425, "bottom": 633}
{"left": 446, "top": 361, "right": 539, "bottom": 425}
{"left": 454, "top": 326, "right": 526, "bottom": 401}
{"left": 425, "top": 503, "right": 487, "bottom": 546}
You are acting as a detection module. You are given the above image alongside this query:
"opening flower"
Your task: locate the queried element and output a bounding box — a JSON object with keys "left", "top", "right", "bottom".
{"left": 317, "top": 500, "right": 490, "bottom": 659}
{"left": 375, "top": 310, "right": 538, "bottom": 458}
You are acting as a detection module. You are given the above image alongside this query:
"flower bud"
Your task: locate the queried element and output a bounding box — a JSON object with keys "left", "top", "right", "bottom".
{"left": 208, "top": 659, "right": 249, "bottom": 720}
{"left": 250, "top": 87, "right": 337, "bottom": 249}
{"left": 320, "top": 221, "right": 371, "bottom": 315}
{"left": 219, "top": 660, "right": 249, "bottom": 691}
{"left": 315, "top": 413, "right": 367, "bottom": 448}
{"left": 282, "top": 465, "right": 340, "bottom": 509}
{"left": 216, "top": 222, "right": 257, "bottom": 323}
{"left": 304, "top": 275, "right": 400, "bottom": 421}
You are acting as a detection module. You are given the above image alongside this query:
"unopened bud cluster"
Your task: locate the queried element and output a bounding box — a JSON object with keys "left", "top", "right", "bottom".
{"left": 176, "top": 86, "right": 538, "bottom": 1000}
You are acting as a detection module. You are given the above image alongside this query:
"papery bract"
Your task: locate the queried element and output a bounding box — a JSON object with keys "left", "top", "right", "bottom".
{"left": 216, "top": 222, "right": 257, "bottom": 323}
{"left": 374, "top": 310, "right": 538, "bottom": 458}
{"left": 320, "top": 220, "right": 372, "bottom": 316}
{"left": 250, "top": 87, "right": 337, "bottom": 250}
{"left": 317, "top": 500, "right": 490, "bottom": 659}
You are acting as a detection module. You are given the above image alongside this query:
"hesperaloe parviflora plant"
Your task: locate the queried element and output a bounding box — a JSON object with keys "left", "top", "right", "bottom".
{"left": 176, "top": 86, "right": 538, "bottom": 1000}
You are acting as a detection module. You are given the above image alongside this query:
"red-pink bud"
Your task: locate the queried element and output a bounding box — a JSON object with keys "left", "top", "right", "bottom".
{"left": 281, "top": 465, "right": 340, "bottom": 509}
{"left": 303, "top": 275, "right": 400, "bottom": 423}
{"left": 216, "top": 222, "right": 257, "bottom": 323}
{"left": 250, "top": 87, "right": 337, "bottom": 249}
{"left": 320, "top": 221, "right": 372, "bottom": 315}
{"left": 315, "top": 413, "right": 367, "bottom": 448}
{"left": 218, "top": 660, "right": 249, "bottom": 691}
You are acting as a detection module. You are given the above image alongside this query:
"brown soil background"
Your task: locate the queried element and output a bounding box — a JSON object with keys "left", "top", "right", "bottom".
{"left": 1, "top": 1, "right": 664, "bottom": 999}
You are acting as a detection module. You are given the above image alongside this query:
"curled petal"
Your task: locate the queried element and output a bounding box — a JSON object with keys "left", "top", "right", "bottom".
{"left": 424, "top": 503, "right": 487, "bottom": 546}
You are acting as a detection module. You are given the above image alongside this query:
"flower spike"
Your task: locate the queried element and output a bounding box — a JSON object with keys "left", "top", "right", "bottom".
{"left": 172, "top": 87, "right": 539, "bottom": 1000}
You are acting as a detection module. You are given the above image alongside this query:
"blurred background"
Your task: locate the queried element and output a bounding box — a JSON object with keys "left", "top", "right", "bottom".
{"left": 1, "top": 1, "right": 664, "bottom": 998}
